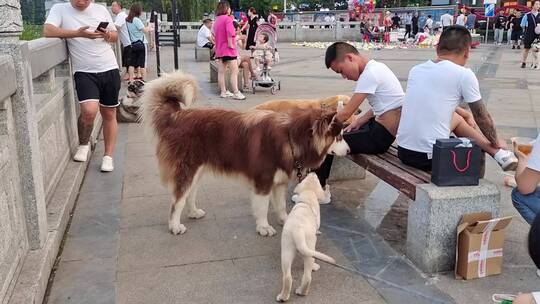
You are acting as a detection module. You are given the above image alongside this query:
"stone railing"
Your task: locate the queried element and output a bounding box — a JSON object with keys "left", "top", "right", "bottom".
{"left": 0, "top": 5, "right": 106, "bottom": 302}
{"left": 159, "top": 21, "right": 364, "bottom": 43}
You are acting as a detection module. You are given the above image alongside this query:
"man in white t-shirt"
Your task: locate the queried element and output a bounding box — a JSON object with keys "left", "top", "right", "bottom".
{"left": 440, "top": 13, "right": 453, "bottom": 30}
{"left": 44, "top": 0, "right": 120, "bottom": 172}
{"left": 397, "top": 25, "right": 517, "bottom": 172}
{"left": 111, "top": 1, "right": 130, "bottom": 80}
{"left": 197, "top": 19, "right": 215, "bottom": 49}
{"left": 512, "top": 134, "right": 540, "bottom": 224}
{"left": 295, "top": 42, "right": 404, "bottom": 204}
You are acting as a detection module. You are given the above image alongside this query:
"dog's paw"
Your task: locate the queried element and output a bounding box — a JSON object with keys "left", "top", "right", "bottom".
{"left": 276, "top": 294, "right": 289, "bottom": 302}
{"left": 312, "top": 263, "right": 320, "bottom": 271}
{"left": 169, "top": 223, "right": 187, "bottom": 235}
{"left": 256, "top": 224, "right": 277, "bottom": 236}
{"left": 295, "top": 287, "right": 308, "bottom": 296}
{"left": 188, "top": 208, "right": 206, "bottom": 219}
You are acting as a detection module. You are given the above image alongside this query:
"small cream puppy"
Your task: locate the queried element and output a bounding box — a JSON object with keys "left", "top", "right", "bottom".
{"left": 276, "top": 173, "right": 336, "bottom": 302}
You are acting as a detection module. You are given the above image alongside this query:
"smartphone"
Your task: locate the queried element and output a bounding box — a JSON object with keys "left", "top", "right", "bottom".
{"left": 96, "top": 21, "right": 109, "bottom": 32}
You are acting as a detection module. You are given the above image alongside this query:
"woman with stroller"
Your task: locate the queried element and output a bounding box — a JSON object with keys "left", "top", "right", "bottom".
{"left": 234, "top": 21, "right": 257, "bottom": 91}
{"left": 213, "top": 1, "right": 245, "bottom": 100}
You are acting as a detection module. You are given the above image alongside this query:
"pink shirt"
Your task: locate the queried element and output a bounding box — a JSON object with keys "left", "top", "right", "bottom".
{"left": 213, "top": 15, "right": 238, "bottom": 58}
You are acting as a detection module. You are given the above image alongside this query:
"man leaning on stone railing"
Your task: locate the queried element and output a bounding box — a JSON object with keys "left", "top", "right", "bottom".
{"left": 43, "top": 0, "right": 121, "bottom": 172}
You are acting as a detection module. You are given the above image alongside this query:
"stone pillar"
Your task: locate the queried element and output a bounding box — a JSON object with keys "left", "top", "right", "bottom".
{"left": 406, "top": 180, "right": 500, "bottom": 273}
{"left": 294, "top": 22, "right": 301, "bottom": 42}
{"left": 335, "top": 21, "right": 342, "bottom": 41}
{"left": 0, "top": 0, "right": 48, "bottom": 249}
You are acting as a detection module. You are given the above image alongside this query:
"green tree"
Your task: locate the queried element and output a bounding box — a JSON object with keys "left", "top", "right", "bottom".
{"left": 21, "top": 0, "right": 45, "bottom": 24}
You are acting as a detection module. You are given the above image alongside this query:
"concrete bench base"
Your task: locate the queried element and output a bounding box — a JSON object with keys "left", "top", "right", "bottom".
{"left": 406, "top": 179, "right": 500, "bottom": 273}
{"left": 209, "top": 61, "right": 244, "bottom": 92}
{"left": 195, "top": 46, "right": 211, "bottom": 62}
{"left": 328, "top": 156, "right": 366, "bottom": 181}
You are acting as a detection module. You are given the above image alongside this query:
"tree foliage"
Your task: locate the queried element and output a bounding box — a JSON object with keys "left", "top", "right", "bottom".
{"left": 21, "top": 0, "right": 45, "bottom": 24}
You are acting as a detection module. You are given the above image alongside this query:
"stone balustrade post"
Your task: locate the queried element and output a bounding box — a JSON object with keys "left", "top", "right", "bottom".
{"left": 0, "top": 0, "right": 48, "bottom": 249}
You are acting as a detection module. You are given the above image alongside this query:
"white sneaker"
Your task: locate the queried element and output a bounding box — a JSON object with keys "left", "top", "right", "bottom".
{"left": 73, "top": 145, "right": 90, "bottom": 162}
{"left": 101, "top": 156, "right": 114, "bottom": 172}
{"left": 292, "top": 184, "right": 332, "bottom": 205}
{"left": 220, "top": 91, "right": 234, "bottom": 98}
{"left": 494, "top": 149, "right": 518, "bottom": 171}
{"left": 232, "top": 91, "right": 246, "bottom": 100}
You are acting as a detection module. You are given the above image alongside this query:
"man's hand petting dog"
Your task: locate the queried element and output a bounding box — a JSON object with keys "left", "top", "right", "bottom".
{"left": 343, "top": 115, "right": 365, "bottom": 132}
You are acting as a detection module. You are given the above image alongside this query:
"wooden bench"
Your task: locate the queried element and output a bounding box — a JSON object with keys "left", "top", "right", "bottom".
{"left": 346, "top": 145, "right": 500, "bottom": 273}
{"left": 348, "top": 145, "right": 431, "bottom": 200}
{"left": 209, "top": 60, "right": 244, "bottom": 92}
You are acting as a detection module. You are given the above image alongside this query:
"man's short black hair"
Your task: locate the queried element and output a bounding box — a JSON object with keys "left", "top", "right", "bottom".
{"left": 529, "top": 214, "right": 540, "bottom": 269}
{"left": 325, "top": 42, "right": 359, "bottom": 68}
{"left": 203, "top": 18, "right": 213, "bottom": 25}
{"left": 437, "top": 25, "right": 471, "bottom": 55}
{"left": 427, "top": 15, "right": 432, "bottom": 18}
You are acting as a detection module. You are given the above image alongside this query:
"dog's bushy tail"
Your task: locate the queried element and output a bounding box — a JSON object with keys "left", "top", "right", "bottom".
{"left": 139, "top": 71, "right": 199, "bottom": 132}
{"left": 293, "top": 231, "right": 336, "bottom": 264}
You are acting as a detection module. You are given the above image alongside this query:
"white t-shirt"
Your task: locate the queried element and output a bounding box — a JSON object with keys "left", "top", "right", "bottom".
{"left": 197, "top": 25, "right": 212, "bottom": 47}
{"left": 45, "top": 3, "right": 118, "bottom": 73}
{"left": 425, "top": 18, "right": 433, "bottom": 28}
{"left": 456, "top": 15, "right": 466, "bottom": 26}
{"left": 354, "top": 60, "right": 404, "bottom": 117}
{"left": 113, "top": 10, "right": 130, "bottom": 47}
{"left": 527, "top": 134, "right": 540, "bottom": 172}
{"left": 397, "top": 60, "right": 481, "bottom": 154}
{"left": 440, "top": 14, "right": 453, "bottom": 26}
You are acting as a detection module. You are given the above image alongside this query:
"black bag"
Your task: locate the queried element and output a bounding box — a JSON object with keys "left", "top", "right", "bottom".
{"left": 127, "top": 20, "right": 145, "bottom": 52}
{"left": 431, "top": 138, "right": 481, "bottom": 187}
{"left": 131, "top": 40, "right": 145, "bottom": 51}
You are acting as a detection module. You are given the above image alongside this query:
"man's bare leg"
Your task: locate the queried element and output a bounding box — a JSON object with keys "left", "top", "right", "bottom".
{"left": 99, "top": 106, "right": 117, "bottom": 157}
{"left": 451, "top": 113, "right": 498, "bottom": 156}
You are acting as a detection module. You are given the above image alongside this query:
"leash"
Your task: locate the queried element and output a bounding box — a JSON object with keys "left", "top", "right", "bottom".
{"left": 288, "top": 131, "right": 304, "bottom": 183}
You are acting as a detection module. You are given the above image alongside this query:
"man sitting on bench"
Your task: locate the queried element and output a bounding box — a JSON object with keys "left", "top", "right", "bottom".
{"left": 396, "top": 25, "right": 517, "bottom": 172}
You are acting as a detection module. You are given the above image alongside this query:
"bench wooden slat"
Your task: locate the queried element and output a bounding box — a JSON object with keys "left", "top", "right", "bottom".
{"left": 348, "top": 154, "right": 425, "bottom": 200}
{"left": 375, "top": 150, "right": 431, "bottom": 183}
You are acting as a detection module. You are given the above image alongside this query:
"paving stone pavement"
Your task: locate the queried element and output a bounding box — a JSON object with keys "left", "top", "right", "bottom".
{"left": 45, "top": 43, "right": 540, "bottom": 304}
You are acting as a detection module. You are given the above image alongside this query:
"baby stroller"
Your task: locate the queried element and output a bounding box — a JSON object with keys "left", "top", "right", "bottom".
{"left": 250, "top": 23, "right": 281, "bottom": 94}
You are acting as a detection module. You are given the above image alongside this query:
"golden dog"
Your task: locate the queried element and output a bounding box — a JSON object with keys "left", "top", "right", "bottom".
{"left": 253, "top": 95, "right": 356, "bottom": 124}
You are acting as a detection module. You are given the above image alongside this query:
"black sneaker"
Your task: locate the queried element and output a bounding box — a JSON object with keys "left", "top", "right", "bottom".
{"left": 512, "top": 45, "right": 516, "bottom": 49}
{"left": 517, "top": 45, "right": 521, "bottom": 49}
{"left": 521, "top": 62, "right": 527, "bottom": 68}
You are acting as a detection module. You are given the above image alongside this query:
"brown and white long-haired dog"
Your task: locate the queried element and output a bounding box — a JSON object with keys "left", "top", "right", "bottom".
{"left": 140, "top": 72, "right": 349, "bottom": 236}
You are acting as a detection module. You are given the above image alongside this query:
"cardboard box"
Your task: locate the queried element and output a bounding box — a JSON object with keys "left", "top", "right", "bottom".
{"left": 455, "top": 212, "right": 512, "bottom": 280}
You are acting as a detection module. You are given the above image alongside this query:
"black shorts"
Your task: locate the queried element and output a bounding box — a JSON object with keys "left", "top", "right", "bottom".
{"left": 343, "top": 117, "right": 396, "bottom": 154}
{"left": 129, "top": 43, "right": 147, "bottom": 68}
{"left": 74, "top": 69, "right": 121, "bottom": 107}
{"left": 217, "top": 56, "right": 237, "bottom": 62}
{"left": 511, "top": 29, "right": 523, "bottom": 41}
{"left": 524, "top": 34, "right": 539, "bottom": 49}
{"left": 397, "top": 145, "right": 432, "bottom": 172}
{"left": 203, "top": 42, "right": 215, "bottom": 49}
{"left": 121, "top": 45, "right": 132, "bottom": 68}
